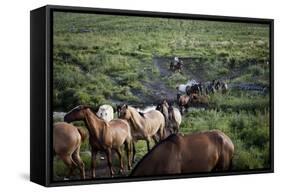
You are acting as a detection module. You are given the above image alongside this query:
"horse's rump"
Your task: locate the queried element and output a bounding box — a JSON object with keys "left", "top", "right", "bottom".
{"left": 108, "top": 119, "right": 132, "bottom": 145}
{"left": 53, "top": 122, "right": 81, "bottom": 155}
{"left": 131, "top": 131, "right": 234, "bottom": 176}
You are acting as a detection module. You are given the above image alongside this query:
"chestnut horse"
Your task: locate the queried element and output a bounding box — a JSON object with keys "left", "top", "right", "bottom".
{"left": 53, "top": 122, "right": 87, "bottom": 179}
{"left": 131, "top": 130, "right": 234, "bottom": 176}
{"left": 64, "top": 105, "right": 132, "bottom": 178}
{"left": 177, "top": 94, "right": 190, "bottom": 114}
{"left": 118, "top": 104, "right": 165, "bottom": 162}
{"left": 188, "top": 93, "right": 209, "bottom": 109}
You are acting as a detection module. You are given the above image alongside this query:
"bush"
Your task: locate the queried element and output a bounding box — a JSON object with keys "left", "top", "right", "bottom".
{"left": 248, "top": 65, "right": 264, "bottom": 76}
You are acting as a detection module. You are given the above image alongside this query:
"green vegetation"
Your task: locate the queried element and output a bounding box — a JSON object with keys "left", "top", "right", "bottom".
{"left": 53, "top": 12, "right": 269, "bottom": 110}
{"left": 53, "top": 12, "right": 271, "bottom": 179}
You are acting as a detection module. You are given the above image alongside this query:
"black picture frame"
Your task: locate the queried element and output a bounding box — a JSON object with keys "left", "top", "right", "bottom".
{"left": 30, "top": 5, "right": 274, "bottom": 187}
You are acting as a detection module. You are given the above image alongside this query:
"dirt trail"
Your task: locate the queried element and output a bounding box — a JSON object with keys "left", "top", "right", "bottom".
{"left": 151, "top": 56, "right": 268, "bottom": 93}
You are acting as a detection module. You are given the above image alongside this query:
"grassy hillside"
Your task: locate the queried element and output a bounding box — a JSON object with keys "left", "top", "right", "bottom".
{"left": 53, "top": 12, "right": 269, "bottom": 110}
{"left": 52, "top": 12, "right": 271, "bottom": 179}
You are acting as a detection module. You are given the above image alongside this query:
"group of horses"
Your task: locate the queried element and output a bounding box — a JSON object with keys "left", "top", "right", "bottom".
{"left": 53, "top": 99, "right": 234, "bottom": 179}
{"left": 177, "top": 79, "right": 228, "bottom": 96}
{"left": 176, "top": 79, "right": 228, "bottom": 114}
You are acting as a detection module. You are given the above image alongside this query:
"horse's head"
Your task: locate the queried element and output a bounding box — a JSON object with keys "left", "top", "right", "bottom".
{"left": 64, "top": 105, "right": 90, "bottom": 123}
{"left": 97, "top": 106, "right": 110, "bottom": 121}
{"left": 118, "top": 104, "right": 131, "bottom": 120}
{"left": 156, "top": 103, "right": 163, "bottom": 113}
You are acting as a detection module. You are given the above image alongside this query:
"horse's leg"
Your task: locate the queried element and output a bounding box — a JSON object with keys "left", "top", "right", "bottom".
{"left": 146, "top": 138, "right": 151, "bottom": 151}
{"left": 125, "top": 141, "right": 132, "bottom": 169}
{"left": 132, "top": 141, "right": 136, "bottom": 163}
{"left": 179, "top": 106, "right": 183, "bottom": 115}
{"left": 60, "top": 155, "right": 76, "bottom": 179}
{"left": 152, "top": 135, "right": 158, "bottom": 144}
{"left": 105, "top": 148, "right": 114, "bottom": 177}
{"left": 72, "top": 146, "right": 85, "bottom": 179}
{"left": 115, "top": 147, "right": 124, "bottom": 174}
{"left": 228, "top": 158, "right": 233, "bottom": 171}
{"left": 91, "top": 150, "right": 97, "bottom": 178}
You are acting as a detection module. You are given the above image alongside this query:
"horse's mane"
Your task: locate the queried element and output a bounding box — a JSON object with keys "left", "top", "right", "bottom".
{"left": 138, "top": 111, "right": 145, "bottom": 117}
{"left": 130, "top": 134, "right": 181, "bottom": 176}
{"left": 84, "top": 107, "right": 103, "bottom": 120}
{"left": 168, "top": 106, "right": 176, "bottom": 121}
{"left": 128, "top": 106, "right": 144, "bottom": 119}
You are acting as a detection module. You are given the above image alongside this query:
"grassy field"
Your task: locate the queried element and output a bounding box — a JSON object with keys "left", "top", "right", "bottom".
{"left": 52, "top": 12, "right": 271, "bottom": 179}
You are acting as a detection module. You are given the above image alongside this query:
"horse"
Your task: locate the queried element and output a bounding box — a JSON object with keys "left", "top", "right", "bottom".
{"left": 170, "top": 58, "right": 183, "bottom": 72}
{"left": 130, "top": 130, "right": 234, "bottom": 176}
{"left": 118, "top": 104, "right": 165, "bottom": 162}
{"left": 64, "top": 105, "right": 132, "bottom": 178}
{"left": 177, "top": 94, "right": 190, "bottom": 114}
{"left": 213, "top": 80, "right": 228, "bottom": 93}
{"left": 205, "top": 80, "right": 216, "bottom": 95}
{"left": 53, "top": 122, "right": 88, "bottom": 179}
{"left": 176, "top": 79, "right": 199, "bottom": 94}
{"left": 186, "top": 84, "right": 202, "bottom": 95}
{"left": 221, "top": 81, "right": 228, "bottom": 94}
{"left": 167, "top": 105, "right": 181, "bottom": 134}
{"left": 188, "top": 93, "right": 209, "bottom": 109}
{"left": 156, "top": 100, "right": 181, "bottom": 135}
{"left": 96, "top": 104, "right": 114, "bottom": 122}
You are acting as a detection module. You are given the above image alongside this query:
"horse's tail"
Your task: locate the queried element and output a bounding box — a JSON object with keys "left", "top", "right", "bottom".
{"left": 77, "top": 127, "right": 88, "bottom": 142}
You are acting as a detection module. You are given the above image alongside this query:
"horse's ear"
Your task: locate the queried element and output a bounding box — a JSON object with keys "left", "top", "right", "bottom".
{"left": 125, "top": 104, "right": 128, "bottom": 109}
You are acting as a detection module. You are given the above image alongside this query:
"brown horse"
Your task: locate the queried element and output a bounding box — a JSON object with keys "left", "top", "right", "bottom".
{"left": 53, "top": 122, "right": 87, "bottom": 179}
{"left": 130, "top": 130, "right": 234, "bottom": 176}
{"left": 177, "top": 94, "right": 190, "bottom": 114}
{"left": 188, "top": 93, "right": 209, "bottom": 108}
{"left": 118, "top": 104, "right": 165, "bottom": 162}
{"left": 64, "top": 105, "right": 132, "bottom": 178}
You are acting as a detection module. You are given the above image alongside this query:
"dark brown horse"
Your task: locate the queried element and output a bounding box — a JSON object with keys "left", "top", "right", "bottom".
{"left": 53, "top": 122, "right": 88, "bottom": 179}
{"left": 177, "top": 94, "right": 190, "bottom": 114}
{"left": 130, "top": 130, "right": 234, "bottom": 176}
{"left": 64, "top": 105, "right": 132, "bottom": 178}
{"left": 186, "top": 84, "right": 199, "bottom": 95}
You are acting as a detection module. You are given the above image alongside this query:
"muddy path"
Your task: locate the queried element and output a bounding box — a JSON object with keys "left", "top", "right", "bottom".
{"left": 151, "top": 56, "right": 268, "bottom": 94}
{"left": 140, "top": 56, "right": 207, "bottom": 104}
{"left": 153, "top": 56, "right": 206, "bottom": 81}
{"left": 131, "top": 56, "right": 268, "bottom": 107}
